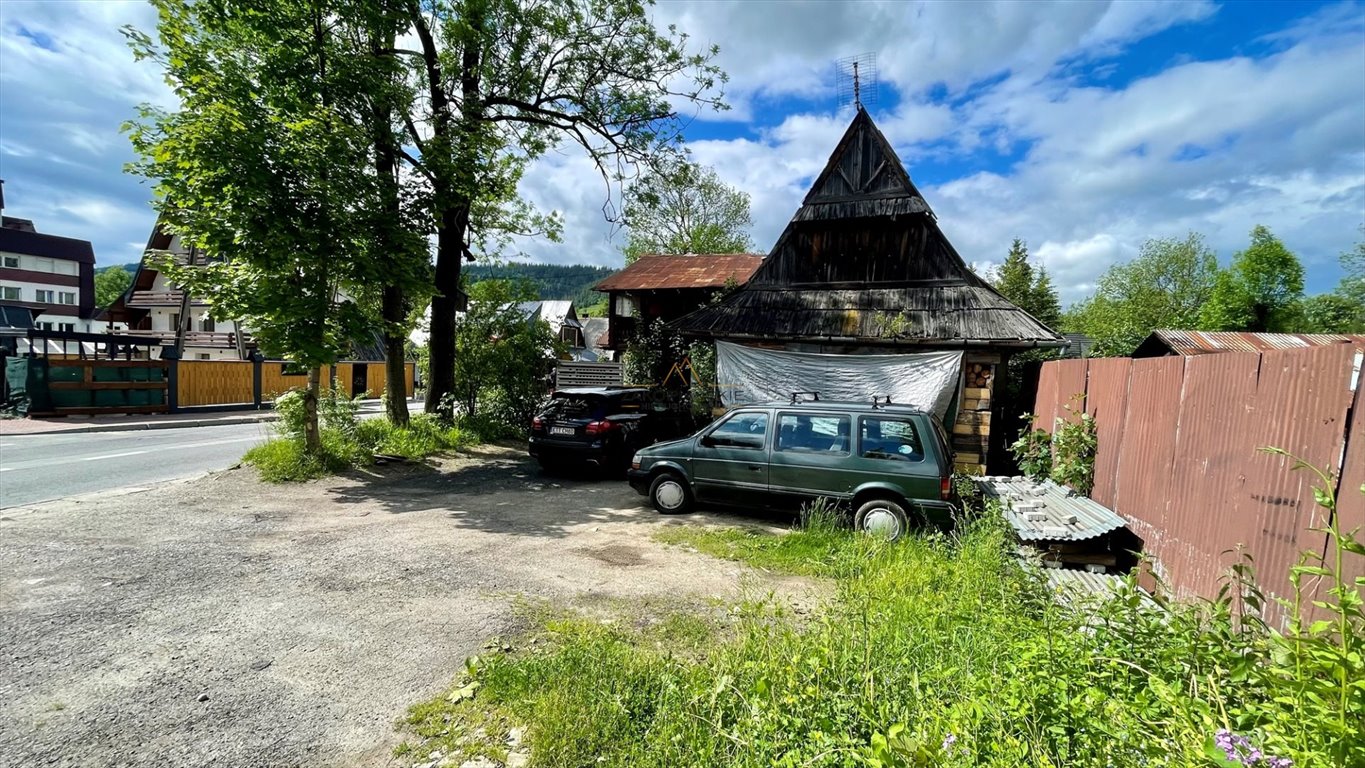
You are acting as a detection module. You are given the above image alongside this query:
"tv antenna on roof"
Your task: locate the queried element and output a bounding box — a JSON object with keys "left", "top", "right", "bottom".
{"left": 836, "top": 53, "right": 878, "bottom": 113}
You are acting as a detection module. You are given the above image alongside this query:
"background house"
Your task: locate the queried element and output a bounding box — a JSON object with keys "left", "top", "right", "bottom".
{"left": 592, "top": 253, "right": 763, "bottom": 354}
{"left": 1131, "top": 329, "right": 1365, "bottom": 358}
{"left": 0, "top": 182, "right": 99, "bottom": 335}
{"left": 103, "top": 222, "right": 255, "bottom": 360}
{"left": 675, "top": 108, "right": 1065, "bottom": 473}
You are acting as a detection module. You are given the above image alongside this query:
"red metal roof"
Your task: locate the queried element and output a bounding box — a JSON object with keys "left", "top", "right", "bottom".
{"left": 593, "top": 254, "right": 763, "bottom": 292}
{"left": 1135, "top": 330, "right": 1365, "bottom": 357}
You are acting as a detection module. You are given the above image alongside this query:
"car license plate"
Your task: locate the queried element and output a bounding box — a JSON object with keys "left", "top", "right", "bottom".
{"left": 550, "top": 426, "right": 575, "bottom": 436}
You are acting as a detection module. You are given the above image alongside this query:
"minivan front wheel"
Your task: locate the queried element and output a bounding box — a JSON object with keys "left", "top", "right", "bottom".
{"left": 855, "top": 498, "right": 910, "bottom": 542}
{"left": 649, "top": 473, "right": 694, "bottom": 515}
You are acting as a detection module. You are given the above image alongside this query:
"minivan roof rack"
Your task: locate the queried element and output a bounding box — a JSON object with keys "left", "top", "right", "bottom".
{"left": 872, "top": 395, "right": 893, "bottom": 408}
{"left": 789, "top": 391, "right": 820, "bottom": 404}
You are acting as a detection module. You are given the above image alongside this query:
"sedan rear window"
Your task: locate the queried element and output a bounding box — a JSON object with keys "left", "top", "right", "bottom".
{"left": 859, "top": 416, "right": 924, "bottom": 462}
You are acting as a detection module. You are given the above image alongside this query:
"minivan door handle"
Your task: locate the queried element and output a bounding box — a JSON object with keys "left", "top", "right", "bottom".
{"left": 747, "top": 465, "right": 762, "bottom": 471}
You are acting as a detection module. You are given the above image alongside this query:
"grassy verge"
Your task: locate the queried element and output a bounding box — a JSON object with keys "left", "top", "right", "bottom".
{"left": 397, "top": 500, "right": 1361, "bottom": 767}
{"left": 244, "top": 413, "right": 480, "bottom": 482}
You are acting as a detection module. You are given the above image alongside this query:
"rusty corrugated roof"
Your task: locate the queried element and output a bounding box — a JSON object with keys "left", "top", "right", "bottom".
{"left": 593, "top": 254, "right": 763, "bottom": 292}
{"left": 1135, "top": 330, "right": 1365, "bottom": 357}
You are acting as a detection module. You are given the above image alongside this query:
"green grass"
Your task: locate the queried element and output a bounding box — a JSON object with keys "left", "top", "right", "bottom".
{"left": 244, "top": 413, "right": 476, "bottom": 482}
{"left": 399, "top": 503, "right": 1362, "bottom": 768}
{"left": 653, "top": 524, "right": 853, "bottom": 577}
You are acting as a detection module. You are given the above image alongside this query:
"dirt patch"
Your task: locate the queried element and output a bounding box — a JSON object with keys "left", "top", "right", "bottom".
{"left": 0, "top": 446, "right": 817, "bottom": 768}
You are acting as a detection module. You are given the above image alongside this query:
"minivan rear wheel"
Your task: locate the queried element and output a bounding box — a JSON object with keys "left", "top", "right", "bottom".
{"left": 855, "top": 498, "right": 910, "bottom": 542}
{"left": 649, "top": 473, "right": 694, "bottom": 515}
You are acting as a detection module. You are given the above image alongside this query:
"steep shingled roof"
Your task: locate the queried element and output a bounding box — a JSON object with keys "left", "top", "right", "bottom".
{"left": 675, "top": 108, "right": 1064, "bottom": 349}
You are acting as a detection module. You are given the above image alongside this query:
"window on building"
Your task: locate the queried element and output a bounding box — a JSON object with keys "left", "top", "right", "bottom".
{"left": 31, "top": 257, "right": 54, "bottom": 273}
{"left": 59, "top": 291, "right": 76, "bottom": 305}
{"left": 612, "top": 294, "right": 636, "bottom": 317}
{"left": 37, "top": 322, "right": 54, "bottom": 331}
{"left": 170, "top": 313, "right": 181, "bottom": 331}
{"left": 35, "top": 289, "right": 55, "bottom": 303}
{"left": 2, "top": 255, "right": 18, "bottom": 268}
{"left": 198, "top": 353, "right": 211, "bottom": 360}
{"left": 777, "top": 413, "right": 851, "bottom": 455}
{"left": 59, "top": 322, "right": 75, "bottom": 333}
{"left": 201, "top": 317, "right": 216, "bottom": 332}
{"left": 54, "top": 260, "right": 78, "bottom": 276}
{"left": 1, "top": 286, "right": 18, "bottom": 301}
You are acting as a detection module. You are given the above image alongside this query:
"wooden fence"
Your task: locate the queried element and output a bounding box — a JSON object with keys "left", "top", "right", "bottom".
{"left": 1031, "top": 344, "right": 1364, "bottom": 625}
{"left": 179, "top": 360, "right": 414, "bottom": 407}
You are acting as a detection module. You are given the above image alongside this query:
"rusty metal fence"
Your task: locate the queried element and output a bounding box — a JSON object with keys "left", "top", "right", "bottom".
{"left": 1031, "top": 344, "right": 1365, "bottom": 624}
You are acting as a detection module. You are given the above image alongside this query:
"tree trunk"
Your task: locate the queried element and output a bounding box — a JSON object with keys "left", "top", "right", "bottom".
{"left": 424, "top": 5, "right": 484, "bottom": 415}
{"left": 304, "top": 366, "right": 322, "bottom": 454}
{"left": 382, "top": 284, "right": 409, "bottom": 425}
{"left": 425, "top": 202, "right": 465, "bottom": 415}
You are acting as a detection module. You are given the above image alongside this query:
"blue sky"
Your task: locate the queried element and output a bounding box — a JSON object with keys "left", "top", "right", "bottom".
{"left": 1, "top": 0, "right": 1362, "bottom": 305}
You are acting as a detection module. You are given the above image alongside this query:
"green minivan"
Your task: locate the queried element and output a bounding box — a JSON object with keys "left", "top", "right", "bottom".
{"left": 626, "top": 398, "right": 956, "bottom": 540}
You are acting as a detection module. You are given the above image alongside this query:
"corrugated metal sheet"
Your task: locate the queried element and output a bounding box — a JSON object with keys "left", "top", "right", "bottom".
{"left": 1085, "top": 358, "right": 1131, "bottom": 509}
{"left": 593, "top": 254, "right": 763, "bottom": 292}
{"left": 1163, "top": 351, "right": 1263, "bottom": 604}
{"left": 1111, "top": 356, "right": 1184, "bottom": 581}
{"left": 1238, "top": 344, "right": 1358, "bottom": 621}
{"left": 1031, "top": 343, "right": 1365, "bottom": 627}
{"left": 1335, "top": 358, "right": 1365, "bottom": 609}
{"left": 1137, "top": 330, "right": 1365, "bottom": 357}
{"left": 1041, "top": 567, "right": 1160, "bottom": 611}
{"left": 977, "top": 476, "right": 1127, "bottom": 541}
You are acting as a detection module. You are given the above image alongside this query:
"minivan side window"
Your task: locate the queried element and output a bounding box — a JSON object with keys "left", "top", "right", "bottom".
{"left": 705, "top": 412, "right": 768, "bottom": 449}
{"left": 859, "top": 417, "right": 924, "bottom": 462}
{"left": 777, "top": 413, "right": 851, "bottom": 455}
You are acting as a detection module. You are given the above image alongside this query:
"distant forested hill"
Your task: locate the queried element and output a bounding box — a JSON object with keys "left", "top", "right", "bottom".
{"left": 465, "top": 263, "right": 617, "bottom": 308}
{"left": 95, "top": 263, "right": 140, "bottom": 274}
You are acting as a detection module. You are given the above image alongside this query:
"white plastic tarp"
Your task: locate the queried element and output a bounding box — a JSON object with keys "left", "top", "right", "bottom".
{"left": 715, "top": 341, "right": 963, "bottom": 419}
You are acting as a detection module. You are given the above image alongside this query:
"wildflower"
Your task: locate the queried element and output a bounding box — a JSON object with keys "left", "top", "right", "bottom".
{"left": 1210, "top": 729, "right": 1291, "bottom": 767}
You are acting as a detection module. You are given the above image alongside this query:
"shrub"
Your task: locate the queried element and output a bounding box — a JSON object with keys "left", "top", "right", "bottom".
{"left": 243, "top": 429, "right": 364, "bottom": 482}
{"left": 1009, "top": 414, "right": 1052, "bottom": 481}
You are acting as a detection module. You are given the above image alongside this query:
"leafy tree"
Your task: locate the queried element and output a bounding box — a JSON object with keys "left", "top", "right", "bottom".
{"left": 1302, "top": 293, "right": 1365, "bottom": 334}
{"left": 94, "top": 266, "right": 132, "bottom": 309}
{"left": 992, "top": 239, "right": 1060, "bottom": 330}
{"left": 622, "top": 157, "right": 753, "bottom": 264}
{"left": 1335, "top": 226, "right": 1364, "bottom": 318}
{"left": 451, "top": 278, "right": 561, "bottom": 431}
{"left": 397, "top": 0, "right": 728, "bottom": 414}
{"left": 1064, "top": 233, "right": 1219, "bottom": 355}
{"left": 125, "top": 0, "right": 406, "bottom": 452}
{"left": 1198, "top": 225, "right": 1305, "bottom": 332}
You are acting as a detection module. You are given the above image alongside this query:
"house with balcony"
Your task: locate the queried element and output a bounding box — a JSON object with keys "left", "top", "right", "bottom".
{"left": 103, "top": 221, "right": 254, "bottom": 360}
{"left": 0, "top": 182, "right": 98, "bottom": 335}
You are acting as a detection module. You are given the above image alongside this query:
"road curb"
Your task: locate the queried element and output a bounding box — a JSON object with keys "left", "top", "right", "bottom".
{"left": 8, "top": 414, "right": 281, "bottom": 436}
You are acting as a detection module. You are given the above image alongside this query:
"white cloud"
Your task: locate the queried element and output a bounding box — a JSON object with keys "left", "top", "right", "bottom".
{"left": 2, "top": 0, "right": 1361, "bottom": 309}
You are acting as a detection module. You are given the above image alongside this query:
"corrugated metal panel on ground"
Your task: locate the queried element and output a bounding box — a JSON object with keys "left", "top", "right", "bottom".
{"left": 1084, "top": 358, "right": 1131, "bottom": 509}
{"left": 976, "top": 476, "right": 1127, "bottom": 541}
{"left": 1041, "top": 567, "right": 1160, "bottom": 611}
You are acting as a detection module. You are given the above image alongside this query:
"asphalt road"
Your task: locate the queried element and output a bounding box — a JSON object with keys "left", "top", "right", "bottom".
{"left": 0, "top": 422, "right": 275, "bottom": 509}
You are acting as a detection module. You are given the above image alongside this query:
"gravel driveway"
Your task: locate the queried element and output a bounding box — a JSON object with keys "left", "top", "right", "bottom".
{"left": 0, "top": 446, "right": 805, "bottom": 768}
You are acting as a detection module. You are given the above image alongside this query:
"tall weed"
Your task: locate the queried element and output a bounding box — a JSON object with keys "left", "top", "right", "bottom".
{"left": 403, "top": 459, "right": 1364, "bottom": 767}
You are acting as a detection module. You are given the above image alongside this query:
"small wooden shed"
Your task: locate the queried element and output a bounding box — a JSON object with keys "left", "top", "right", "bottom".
{"left": 675, "top": 107, "right": 1064, "bottom": 473}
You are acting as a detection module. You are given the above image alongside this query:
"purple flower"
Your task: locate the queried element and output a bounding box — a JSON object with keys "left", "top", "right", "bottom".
{"left": 1211, "top": 729, "right": 1291, "bottom": 767}
{"left": 941, "top": 734, "right": 957, "bottom": 753}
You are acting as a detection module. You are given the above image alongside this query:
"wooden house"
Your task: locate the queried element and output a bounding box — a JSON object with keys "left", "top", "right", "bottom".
{"left": 593, "top": 253, "right": 763, "bottom": 353}
{"left": 674, "top": 107, "right": 1065, "bottom": 473}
